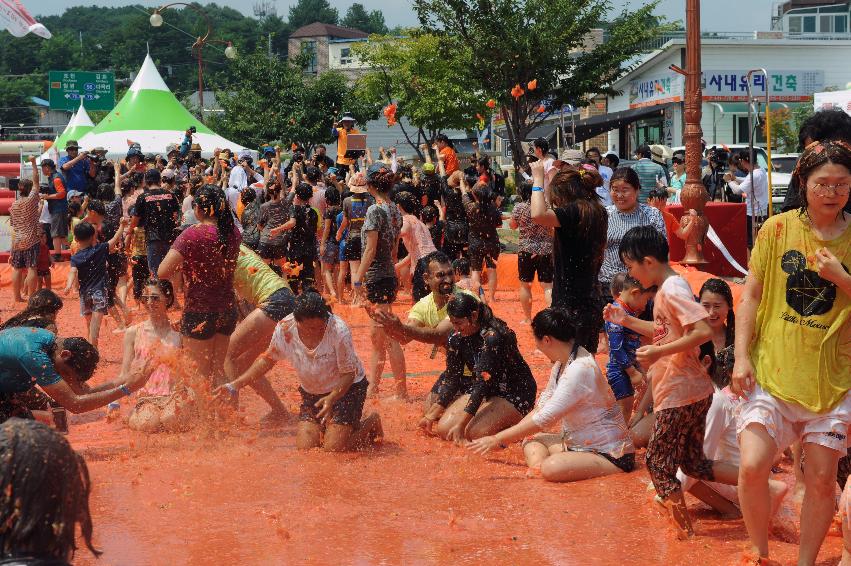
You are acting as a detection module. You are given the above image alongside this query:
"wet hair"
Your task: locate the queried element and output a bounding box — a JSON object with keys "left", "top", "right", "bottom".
{"left": 531, "top": 308, "right": 577, "bottom": 343}
{"left": 792, "top": 139, "right": 851, "bottom": 215}
{"left": 396, "top": 191, "right": 419, "bottom": 214}
{"left": 144, "top": 277, "right": 175, "bottom": 309}
{"left": 619, "top": 225, "right": 669, "bottom": 264}
{"left": 476, "top": 156, "right": 491, "bottom": 171}
{"left": 87, "top": 199, "right": 106, "bottom": 217}
{"left": 452, "top": 257, "right": 471, "bottom": 276}
{"left": 193, "top": 184, "right": 235, "bottom": 250}
{"left": 610, "top": 167, "right": 641, "bottom": 192}
{"left": 798, "top": 108, "right": 851, "bottom": 151}
{"left": 610, "top": 272, "right": 643, "bottom": 297}
{"left": 446, "top": 292, "right": 512, "bottom": 341}
{"left": 533, "top": 138, "right": 549, "bottom": 154}
{"left": 603, "top": 153, "right": 620, "bottom": 168}
{"left": 699, "top": 341, "right": 718, "bottom": 383}
{"left": 0, "top": 419, "right": 100, "bottom": 561}
{"left": 41, "top": 158, "right": 56, "bottom": 170}
{"left": 54, "top": 337, "right": 100, "bottom": 382}
{"left": 549, "top": 165, "right": 607, "bottom": 272}
{"left": 73, "top": 220, "right": 96, "bottom": 242}
{"left": 304, "top": 166, "right": 322, "bottom": 183}
{"left": 294, "top": 182, "right": 313, "bottom": 202}
{"left": 0, "top": 290, "right": 64, "bottom": 331}
{"left": 424, "top": 250, "right": 452, "bottom": 272}
{"left": 18, "top": 179, "right": 33, "bottom": 197}
{"left": 368, "top": 168, "right": 395, "bottom": 194}
{"left": 293, "top": 291, "right": 332, "bottom": 322}
{"left": 435, "top": 133, "right": 452, "bottom": 147}
{"left": 240, "top": 187, "right": 257, "bottom": 206}
{"left": 699, "top": 278, "right": 735, "bottom": 347}
{"left": 518, "top": 180, "right": 533, "bottom": 202}
{"left": 420, "top": 204, "right": 438, "bottom": 223}
{"left": 647, "top": 188, "right": 669, "bottom": 201}
{"left": 636, "top": 144, "right": 652, "bottom": 159}
{"left": 324, "top": 186, "right": 341, "bottom": 206}
{"left": 144, "top": 168, "right": 161, "bottom": 185}
{"left": 66, "top": 201, "right": 82, "bottom": 225}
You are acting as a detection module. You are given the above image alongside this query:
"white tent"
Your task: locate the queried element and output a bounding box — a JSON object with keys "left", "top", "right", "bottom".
{"left": 74, "top": 55, "right": 250, "bottom": 159}
{"left": 41, "top": 101, "right": 96, "bottom": 162}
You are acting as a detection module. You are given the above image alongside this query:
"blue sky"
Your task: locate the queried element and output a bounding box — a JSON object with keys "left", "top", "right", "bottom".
{"left": 27, "top": 0, "right": 776, "bottom": 32}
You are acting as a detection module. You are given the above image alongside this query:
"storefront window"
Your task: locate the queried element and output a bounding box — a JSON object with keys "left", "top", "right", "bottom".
{"left": 736, "top": 115, "right": 767, "bottom": 145}
{"left": 634, "top": 121, "right": 663, "bottom": 148}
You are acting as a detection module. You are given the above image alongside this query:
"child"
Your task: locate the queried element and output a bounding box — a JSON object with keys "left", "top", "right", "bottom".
{"left": 35, "top": 232, "right": 53, "bottom": 291}
{"left": 420, "top": 204, "right": 444, "bottom": 252}
{"left": 63, "top": 218, "right": 127, "bottom": 348}
{"left": 606, "top": 225, "right": 737, "bottom": 539}
{"left": 452, "top": 257, "right": 483, "bottom": 299}
{"left": 604, "top": 273, "right": 652, "bottom": 423}
{"left": 320, "top": 187, "right": 342, "bottom": 301}
{"left": 270, "top": 182, "right": 319, "bottom": 295}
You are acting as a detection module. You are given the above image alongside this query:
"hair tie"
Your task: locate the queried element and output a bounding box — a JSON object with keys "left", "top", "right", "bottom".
{"left": 581, "top": 163, "right": 596, "bottom": 172}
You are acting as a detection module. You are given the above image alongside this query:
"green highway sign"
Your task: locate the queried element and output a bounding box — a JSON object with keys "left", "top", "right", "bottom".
{"left": 48, "top": 70, "right": 115, "bottom": 111}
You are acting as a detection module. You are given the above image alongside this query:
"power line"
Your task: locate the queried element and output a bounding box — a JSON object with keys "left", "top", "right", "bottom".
{"left": 131, "top": 5, "right": 227, "bottom": 55}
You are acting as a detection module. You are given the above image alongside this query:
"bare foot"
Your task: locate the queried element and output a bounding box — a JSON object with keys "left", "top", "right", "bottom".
{"left": 259, "top": 409, "right": 293, "bottom": 427}
{"left": 738, "top": 552, "right": 782, "bottom": 566}
{"left": 653, "top": 495, "right": 694, "bottom": 540}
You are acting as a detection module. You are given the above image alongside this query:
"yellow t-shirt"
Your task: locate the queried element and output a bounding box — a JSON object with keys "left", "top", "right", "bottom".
{"left": 749, "top": 212, "right": 851, "bottom": 413}
{"left": 407, "top": 287, "right": 476, "bottom": 329}
{"left": 233, "top": 244, "right": 290, "bottom": 306}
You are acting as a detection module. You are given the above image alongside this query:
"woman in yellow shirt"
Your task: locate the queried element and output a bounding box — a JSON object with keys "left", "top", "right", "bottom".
{"left": 733, "top": 140, "right": 851, "bottom": 565}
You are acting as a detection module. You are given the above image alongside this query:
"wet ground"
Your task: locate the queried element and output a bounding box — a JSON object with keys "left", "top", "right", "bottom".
{"left": 0, "top": 262, "right": 842, "bottom": 565}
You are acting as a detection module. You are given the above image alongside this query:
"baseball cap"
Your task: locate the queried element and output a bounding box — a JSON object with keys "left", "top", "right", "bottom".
{"left": 161, "top": 169, "right": 176, "bottom": 181}
{"left": 144, "top": 168, "right": 161, "bottom": 184}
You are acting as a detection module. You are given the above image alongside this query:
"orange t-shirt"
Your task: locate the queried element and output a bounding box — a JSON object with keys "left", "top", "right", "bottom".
{"left": 440, "top": 147, "right": 459, "bottom": 175}
{"left": 661, "top": 209, "right": 678, "bottom": 242}
{"left": 650, "top": 275, "right": 713, "bottom": 411}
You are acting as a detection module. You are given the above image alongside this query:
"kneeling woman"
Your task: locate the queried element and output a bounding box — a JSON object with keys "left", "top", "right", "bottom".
{"left": 469, "top": 308, "right": 635, "bottom": 482}
{"left": 421, "top": 292, "right": 537, "bottom": 442}
{"left": 218, "top": 292, "right": 382, "bottom": 451}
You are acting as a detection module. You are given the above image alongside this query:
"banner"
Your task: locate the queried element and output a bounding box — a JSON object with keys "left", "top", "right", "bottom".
{"left": 702, "top": 70, "right": 824, "bottom": 102}
{"left": 0, "top": 0, "right": 51, "bottom": 38}
{"left": 629, "top": 73, "right": 684, "bottom": 109}
{"left": 814, "top": 90, "right": 851, "bottom": 115}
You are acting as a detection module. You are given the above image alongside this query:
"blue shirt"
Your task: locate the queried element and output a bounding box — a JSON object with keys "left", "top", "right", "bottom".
{"left": 70, "top": 242, "right": 109, "bottom": 295}
{"left": 58, "top": 154, "right": 91, "bottom": 194}
{"left": 0, "top": 328, "right": 62, "bottom": 393}
{"left": 631, "top": 158, "right": 668, "bottom": 203}
{"left": 604, "top": 300, "right": 642, "bottom": 382}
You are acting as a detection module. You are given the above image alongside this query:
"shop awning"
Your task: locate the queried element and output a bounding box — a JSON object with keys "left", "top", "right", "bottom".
{"left": 523, "top": 123, "right": 560, "bottom": 142}
{"left": 568, "top": 104, "right": 672, "bottom": 142}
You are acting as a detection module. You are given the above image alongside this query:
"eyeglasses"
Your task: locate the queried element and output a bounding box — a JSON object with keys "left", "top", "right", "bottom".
{"left": 809, "top": 182, "right": 851, "bottom": 198}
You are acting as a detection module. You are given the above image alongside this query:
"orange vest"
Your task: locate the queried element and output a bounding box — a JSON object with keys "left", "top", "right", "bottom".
{"left": 336, "top": 127, "right": 360, "bottom": 166}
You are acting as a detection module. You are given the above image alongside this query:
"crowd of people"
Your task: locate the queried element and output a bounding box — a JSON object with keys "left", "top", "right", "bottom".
{"left": 3, "top": 108, "right": 851, "bottom": 566}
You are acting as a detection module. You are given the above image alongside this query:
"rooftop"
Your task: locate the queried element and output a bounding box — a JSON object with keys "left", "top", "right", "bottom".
{"left": 289, "top": 22, "right": 369, "bottom": 40}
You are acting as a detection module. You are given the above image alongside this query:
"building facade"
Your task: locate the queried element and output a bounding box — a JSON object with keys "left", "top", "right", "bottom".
{"left": 287, "top": 22, "right": 369, "bottom": 81}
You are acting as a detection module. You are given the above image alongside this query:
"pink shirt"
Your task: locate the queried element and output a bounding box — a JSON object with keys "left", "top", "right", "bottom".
{"left": 400, "top": 214, "right": 437, "bottom": 264}
{"left": 650, "top": 275, "right": 713, "bottom": 411}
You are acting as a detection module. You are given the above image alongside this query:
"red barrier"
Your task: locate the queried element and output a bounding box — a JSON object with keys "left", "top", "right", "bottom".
{"left": 667, "top": 202, "right": 748, "bottom": 278}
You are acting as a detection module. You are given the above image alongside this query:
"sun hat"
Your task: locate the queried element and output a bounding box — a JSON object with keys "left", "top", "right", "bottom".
{"left": 347, "top": 171, "right": 368, "bottom": 193}
{"left": 557, "top": 148, "right": 583, "bottom": 166}
{"left": 65, "top": 140, "right": 79, "bottom": 150}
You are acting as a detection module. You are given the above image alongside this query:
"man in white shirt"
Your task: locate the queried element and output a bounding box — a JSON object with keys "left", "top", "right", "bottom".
{"left": 724, "top": 150, "right": 769, "bottom": 248}
{"left": 228, "top": 149, "right": 264, "bottom": 191}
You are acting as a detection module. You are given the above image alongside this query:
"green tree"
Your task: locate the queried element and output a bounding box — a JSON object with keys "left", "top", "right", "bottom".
{"left": 415, "top": 0, "right": 666, "bottom": 169}
{"left": 341, "top": 3, "right": 388, "bottom": 34}
{"left": 0, "top": 76, "right": 40, "bottom": 126}
{"left": 288, "top": 0, "right": 339, "bottom": 30}
{"left": 767, "top": 103, "right": 814, "bottom": 153}
{"left": 210, "top": 48, "right": 378, "bottom": 151}
{"left": 352, "top": 32, "right": 481, "bottom": 159}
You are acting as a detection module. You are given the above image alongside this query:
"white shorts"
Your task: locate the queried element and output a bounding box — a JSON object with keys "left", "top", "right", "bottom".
{"left": 677, "top": 470, "right": 739, "bottom": 506}
{"left": 735, "top": 383, "right": 851, "bottom": 455}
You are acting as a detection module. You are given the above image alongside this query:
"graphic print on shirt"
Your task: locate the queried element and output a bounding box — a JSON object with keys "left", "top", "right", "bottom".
{"left": 781, "top": 250, "right": 847, "bottom": 317}
{"left": 652, "top": 314, "right": 670, "bottom": 344}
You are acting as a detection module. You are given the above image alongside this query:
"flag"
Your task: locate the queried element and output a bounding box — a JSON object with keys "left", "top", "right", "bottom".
{"left": 0, "top": 0, "right": 52, "bottom": 39}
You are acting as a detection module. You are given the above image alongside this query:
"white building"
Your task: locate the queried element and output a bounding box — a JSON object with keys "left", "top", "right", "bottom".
{"left": 606, "top": 37, "right": 851, "bottom": 155}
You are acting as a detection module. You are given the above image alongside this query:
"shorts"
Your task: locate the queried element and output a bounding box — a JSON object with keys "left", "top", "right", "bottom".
{"left": 106, "top": 253, "right": 128, "bottom": 306}
{"left": 646, "top": 395, "right": 715, "bottom": 499}
{"left": 442, "top": 239, "right": 468, "bottom": 260}
{"left": 37, "top": 268, "right": 51, "bottom": 278}
{"left": 517, "top": 251, "right": 553, "bottom": 283}
{"left": 365, "top": 276, "right": 397, "bottom": 305}
{"left": 606, "top": 369, "right": 635, "bottom": 400}
{"left": 499, "top": 372, "right": 538, "bottom": 416}
{"left": 299, "top": 377, "right": 367, "bottom": 426}
{"left": 10, "top": 241, "right": 40, "bottom": 269}
{"left": 79, "top": 288, "right": 109, "bottom": 316}
{"left": 565, "top": 445, "right": 636, "bottom": 473}
{"left": 259, "top": 286, "right": 296, "bottom": 322}
{"left": 180, "top": 308, "right": 238, "bottom": 340}
{"left": 746, "top": 215, "right": 766, "bottom": 249}
{"left": 258, "top": 242, "right": 287, "bottom": 261}
{"left": 320, "top": 240, "right": 340, "bottom": 265}
{"left": 287, "top": 256, "right": 316, "bottom": 294}
{"left": 429, "top": 371, "right": 475, "bottom": 397}
{"left": 343, "top": 236, "right": 362, "bottom": 261}
{"left": 468, "top": 239, "right": 500, "bottom": 270}
{"left": 49, "top": 212, "right": 68, "bottom": 239}
{"left": 736, "top": 383, "right": 851, "bottom": 455}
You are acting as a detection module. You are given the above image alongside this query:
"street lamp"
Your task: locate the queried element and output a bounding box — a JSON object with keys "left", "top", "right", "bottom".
{"left": 149, "top": 3, "right": 236, "bottom": 120}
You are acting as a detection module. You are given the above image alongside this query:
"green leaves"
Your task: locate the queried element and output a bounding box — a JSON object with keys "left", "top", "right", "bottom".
{"left": 209, "top": 49, "right": 379, "bottom": 151}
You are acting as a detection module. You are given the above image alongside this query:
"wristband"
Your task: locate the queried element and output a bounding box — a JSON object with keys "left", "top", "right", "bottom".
{"left": 353, "top": 281, "right": 362, "bottom": 288}
{"left": 532, "top": 186, "right": 544, "bottom": 192}
{"left": 224, "top": 383, "right": 238, "bottom": 397}
{"left": 119, "top": 384, "right": 132, "bottom": 397}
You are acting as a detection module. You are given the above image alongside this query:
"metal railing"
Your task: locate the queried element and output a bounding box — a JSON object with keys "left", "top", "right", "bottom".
{"left": 637, "top": 29, "right": 851, "bottom": 51}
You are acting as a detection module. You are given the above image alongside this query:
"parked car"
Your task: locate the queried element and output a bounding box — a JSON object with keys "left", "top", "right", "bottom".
{"left": 769, "top": 153, "right": 800, "bottom": 175}
{"left": 670, "top": 144, "right": 790, "bottom": 207}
